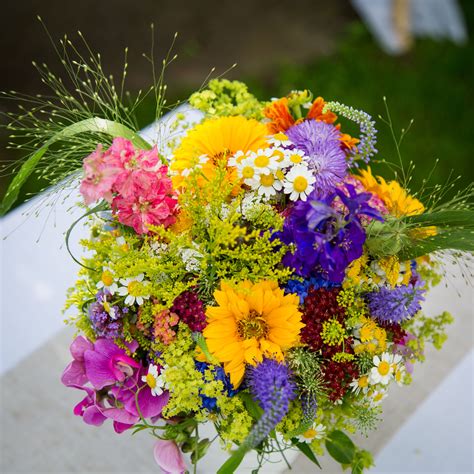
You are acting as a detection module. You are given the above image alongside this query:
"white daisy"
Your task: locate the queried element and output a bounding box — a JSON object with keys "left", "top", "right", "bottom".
{"left": 141, "top": 364, "right": 167, "bottom": 397}
{"left": 117, "top": 274, "right": 150, "bottom": 306}
{"left": 283, "top": 165, "right": 316, "bottom": 201}
{"left": 255, "top": 172, "right": 283, "bottom": 198}
{"left": 96, "top": 267, "right": 118, "bottom": 295}
{"left": 369, "top": 389, "right": 388, "bottom": 407}
{"left": 369, "top": 353, "right": 395, "bottom": 385}
{"left": 349, "top": 375, "right": 370, "bottom": 395}
{"left": 228, "top": 150, "right": 247, "bottom": 167}
{"left": 267, "top": 132, "right": 290, "bottom": 147}
{"left": 281, "top": 149, "right": 307, "bottom": 168}
{"left": 297, "top": 423, "right": 326, "bottom": 443}
{"left": 236, "top": 155, "right": 260, "bottom": 187}
{"left": 251, "top": 148, "right": 279, "bottom": 175}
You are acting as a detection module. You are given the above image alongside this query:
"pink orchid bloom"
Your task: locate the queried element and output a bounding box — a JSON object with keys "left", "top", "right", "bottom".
{"left": 153, "top": 439, "right": 187, "bottom": 474}
{"left": 73, "top": 386, "right": 108, "bottom": 427}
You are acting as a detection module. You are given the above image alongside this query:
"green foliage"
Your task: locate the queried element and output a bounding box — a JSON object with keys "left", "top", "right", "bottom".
{"left": 325, "top": 430, "right": 356, "bottom": 464}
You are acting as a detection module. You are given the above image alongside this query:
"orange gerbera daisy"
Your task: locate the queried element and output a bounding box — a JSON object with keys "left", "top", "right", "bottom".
{"left": 203, "top": 280, "right": 303, "bottom": 388}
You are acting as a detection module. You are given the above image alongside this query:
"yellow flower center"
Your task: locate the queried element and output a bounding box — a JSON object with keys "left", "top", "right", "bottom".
{"left": 254, "top": 155, "right": 270, "bottom": 168}
{"left": 302, "top": 428, "right": 317, "bottom": 439}
{"left": 276, "top": 169, "right": 285, "bottom": 181}
{"left": 374, "top": 392, "right": 384, "bottom": 402}
{"left": 101, "top": 271, "right": 114, "bottom": 287}
{"left": 242, "top": 166, "right": 254, "bottom": 179}
{"left": 378, "top": 361, "right": 390, "bottom": 376}
{"left": 273, "top": 132, "right": 288, "bottom": 141}
{"left": 358, "top": 376, "right": 369, "bottom": 388}
{"left": 237, "top": 311, "right": 269, "bottom": 340}
{"left": 395, "top": 370, "right": 402, "bottom": 382}
{"left": 293, "top": 176, "right": 308, "bottom": 193}
{"left": 290, "top": 153, "right": 302, "bottom": 164}
{"left": 127, "top": 280, "right": 143, "bottom": 297}
{"left": 146, "top": 373, "right": 157, "bottom": 389}
{"left": 272, "top": 149, "right": 285, "bottom": 162}
{"left": 260, "top": 174, "right": 275, "bottom": 187}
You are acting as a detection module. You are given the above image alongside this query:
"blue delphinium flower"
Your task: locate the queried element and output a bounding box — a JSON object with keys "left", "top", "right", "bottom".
{"left": 366, "top": 281, "right": 425, "bottom": 323}
{"left": 195, "top": 362, "right": 237, "bottom": 411}
{"left": 278, "top": 184, "right": 383, "bottom": 283}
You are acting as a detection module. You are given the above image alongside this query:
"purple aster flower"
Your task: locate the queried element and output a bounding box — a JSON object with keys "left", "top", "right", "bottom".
{"left": 244, "top": 359, "right": 296, "bottom": 447}
{"left": 286, "top": 120, "right": 347, "bottom": 194}
{"left": 88, "top": 290, "right": 127, "bottom": 339}
{"left": 366, "top": 281, "right": 425, "bottom": 324}
{"left": 277, "top": 184, "right": 383, "bottom": 283}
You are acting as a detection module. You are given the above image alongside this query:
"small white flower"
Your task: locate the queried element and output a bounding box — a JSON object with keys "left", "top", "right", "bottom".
{"left": 96, "top": 267, "right": 118, "bottom": 295}
{"left": 141, "top": 364, "right": 167, "bottom": 397}
{"left": 369, "top": 353, "right": 395, "bottom": 385}
{"left": 369, "top": 389, "right": 388, "bottom": 406}
{"left": 256, "top": 172, "right": 283, "bottom": 198}
{"left": 349, "top": 375, "right": 370, "bottom": 395}
{"left": 267, "top": 132, "right": 290, "bottom": 147}
{"left": 283, "top": 165, "right": 316, "bottom": 201}
{"left": 251, "top": 148, "right": 279, "bottom": 175}
{"left": 117, "top": 274, "right": 150, "bottom": 306}
{"left": 180, "top": 245, "right": 203, "bottom": 272}
{"left": 149, "top": 241, "right": 169, "bottom": 255}
{"left": 228, "top": 150, "right": 247, "bottom": 167}
{"left": 281, "top": 149, "right": 307, "bottom": 168}
{"left": 236, "top": 155, "right": 259, "bottom": 187}
{"left": 297, "top": 423, "right": 326, "bottom": 443}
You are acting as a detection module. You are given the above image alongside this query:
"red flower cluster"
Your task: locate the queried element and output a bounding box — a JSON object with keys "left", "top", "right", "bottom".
{"left": 170, "top": 290, "right": 207, "bottom": 332}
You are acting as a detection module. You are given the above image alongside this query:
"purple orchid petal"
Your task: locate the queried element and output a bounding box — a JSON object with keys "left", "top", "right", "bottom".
{"left": 61, "top": 360, "right": 88, "bottom": 387}
{"left": 83, "top": 405, "right": 107, "bottom": 426}
{"left": 113, "top": 421, "right": 135, "bottom": 434}
{"left": 70, "top": 336, "right": 94, "bottom": 361}
{"left": 153, "top": 439, "right": 187, "bottom": 474}
{"left": 125, "top": 387, "right": 170, "bottom": 419}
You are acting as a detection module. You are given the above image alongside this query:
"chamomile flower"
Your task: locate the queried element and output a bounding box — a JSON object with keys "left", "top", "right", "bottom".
{"left": 369, "top": 389, "right": 388, "bottom": 406}
{"left": 267, "top": 132, "right": 290, "bottom": 147}
{"left": 141, "top": 364, "right": 167, "bottom": 397}
{"left": 349, "top": 375, "right": 370, "bottom": 395}
{"left": 283, "top": 149, "right": 307, "bottom": 167}
{"left": 297, "top": 423, "right": 326, "bottom": 443}
{"left": 283, "top": 165, "right": 316, "bottom": 201}
{"left": 255, "top": 172, "right": 283, "bottom": 198}
{"left": 96, "top": 267, "right": 118, "bottom": 295}
{"left": 369, "top": 353, "right": 395, "bottom": 385}
{"left": 117, "top": 274, "right": 150, "bottom": 306}
{"left": 236, "top": 155, "right": 259, "bottom": 186}
{"left": 393, "top": 363, "right": 406, "bottom": 386}
{"left": 116, "top": 236, "right": 129, "bottom": 252}
{"left": 251, "top": 148, "right": 279, "bottom": 174}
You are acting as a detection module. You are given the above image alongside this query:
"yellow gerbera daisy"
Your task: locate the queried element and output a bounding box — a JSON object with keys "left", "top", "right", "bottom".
{"left": 170, "top": 116, "right": 268, "bottom": 190}
{"left": 356, "top": 167, "right": 424, "bottom": 217}
{"left": 203, "top": 280, "right": 303, "bottom": 388}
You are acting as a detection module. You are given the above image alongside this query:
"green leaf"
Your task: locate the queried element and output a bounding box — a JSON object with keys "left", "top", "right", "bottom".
{"left": 216, "top": 446, "right": 247, "bottom": 474}
{"left": 0, "top": 117, "right": 151, "bottom": 215}
{"left": 398, "top": 229, "right": 474, "bottom": 261}
{"left": 325, "top": 430, "right": 356, "bottom": 465}
{"left": 402, "top": 210, "right": 474, "bottom": 228}
{"left": 291, "top": 438, "right": 322, "bottom": 468}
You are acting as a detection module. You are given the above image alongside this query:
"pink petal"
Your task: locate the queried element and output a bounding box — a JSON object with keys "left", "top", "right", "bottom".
{"left": 83, "top": 406, "right": 107, "bottom": 426}
{"left": 61, "top": 360, "right": 88, "bottom": 387}
{"left": 84, "top": 349, "right": 116, "bottom": 389}
{"left": 153, "top": 440, "right": 187, "bottom": 474}
{"left": 70, "top": 336, "right": 94, "bottom": 361}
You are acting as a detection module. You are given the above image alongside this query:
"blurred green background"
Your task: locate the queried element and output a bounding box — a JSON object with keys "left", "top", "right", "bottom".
{"left": 0, "top": 0, "right": 472, "bottom": 210}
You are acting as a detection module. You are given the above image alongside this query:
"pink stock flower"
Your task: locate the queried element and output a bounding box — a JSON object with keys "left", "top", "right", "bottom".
{"left": 79, "top": 144, "right": 120, "bottom": 205}
{"left": 112, "top": 174, "right": 178, "bottom": 234}
{"left": 153, "top": 439, "right": 187, "bottom": 474}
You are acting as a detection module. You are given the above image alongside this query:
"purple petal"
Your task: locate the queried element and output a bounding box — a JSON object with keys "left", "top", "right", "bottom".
{"left": 61, "top": 360, "right": 88, "bottom": 387}
{"left": 125, "top": 387, "right": 170, "bottom": 419}
{"left": 84, "top": 349, "right": 116, "bottom": 389}
{"left": 83, "top": 406, "right": 107, "bottom": 426}
{"left": 70, "top": 336, "right": 94, "bottom": 361}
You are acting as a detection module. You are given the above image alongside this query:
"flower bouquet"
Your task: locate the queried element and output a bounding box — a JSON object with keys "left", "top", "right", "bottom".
{"left": 2, "top": 36, "right": 473, "bottom": 474}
